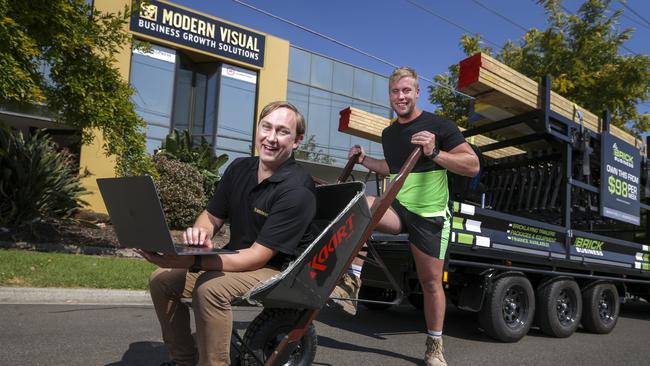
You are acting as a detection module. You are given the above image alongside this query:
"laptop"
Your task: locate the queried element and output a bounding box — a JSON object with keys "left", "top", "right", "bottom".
{"left": 97, "top": 176, "right": 235, "bottom": 256}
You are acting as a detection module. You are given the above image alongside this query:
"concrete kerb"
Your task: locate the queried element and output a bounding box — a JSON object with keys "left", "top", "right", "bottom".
{"left": 0, "top": 287, "right": 152, "bottom": 306}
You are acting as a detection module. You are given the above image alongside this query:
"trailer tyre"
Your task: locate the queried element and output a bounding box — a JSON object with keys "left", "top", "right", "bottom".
{"left": 478, "top": 275, "right": 535, "bottom": 342}
{"left": 241, "top": 308, "right": 317, "bottom": 366}
{"left": 536, "top": 279, "right": 582, "bottom": 338}
{"left": 581, "top": 283, "right": 619, "bottom": 334}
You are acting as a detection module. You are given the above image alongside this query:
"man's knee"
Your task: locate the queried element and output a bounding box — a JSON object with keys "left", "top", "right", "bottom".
{"left": 192, "top": 279, "right": 232, "bottom": 310}
{"left": 149, "top": 267, "right": 170, "bottom": 293}
{"left": 149, "top": 268, "right": 186, "bottom": 298}
{"left": 420, "top": 275, "right": 444, "bottom": 295}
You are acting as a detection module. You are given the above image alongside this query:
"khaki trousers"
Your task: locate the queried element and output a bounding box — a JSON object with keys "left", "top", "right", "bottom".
{"left": 149, "top": 267, "right": 279, "bottom": 366}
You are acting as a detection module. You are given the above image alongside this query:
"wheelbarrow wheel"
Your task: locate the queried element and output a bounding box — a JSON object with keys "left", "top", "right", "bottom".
{"left": 241, "top": 308, "right": 317, "bottom": 366}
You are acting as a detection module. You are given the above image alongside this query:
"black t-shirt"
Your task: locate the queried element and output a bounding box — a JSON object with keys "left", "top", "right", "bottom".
{"left": 207, "top": 156, "right": 316, "bottom": 269}
{"left": 381, "top": 111, "right": 466, "bottom": 217}
{"left": 382, "top": 111, "right": 466, "bottom": 174}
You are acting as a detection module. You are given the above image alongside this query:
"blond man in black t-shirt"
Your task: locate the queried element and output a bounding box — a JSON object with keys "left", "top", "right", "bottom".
{"left": 336, "top": 67, "right": 479, "bottom": 366}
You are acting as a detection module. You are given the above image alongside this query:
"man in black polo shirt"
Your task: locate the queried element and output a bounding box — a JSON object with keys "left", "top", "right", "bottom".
{"left": 138, "top": 101, "right": 316, "bottom": 366}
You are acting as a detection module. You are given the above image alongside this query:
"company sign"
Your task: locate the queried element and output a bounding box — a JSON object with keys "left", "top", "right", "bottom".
{"left": 600, "top": 132, "right": 640, "bottom": 225}
{"left": 131, "top": 1, "right": 265, "bottom": 67}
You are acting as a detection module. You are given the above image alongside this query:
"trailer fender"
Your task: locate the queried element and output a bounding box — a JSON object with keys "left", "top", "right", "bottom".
{"left": 536, "top": 275, "right": 576, "bottom": 290}
{"left": 457, "top": 270, "right": 524, "bottom": 312}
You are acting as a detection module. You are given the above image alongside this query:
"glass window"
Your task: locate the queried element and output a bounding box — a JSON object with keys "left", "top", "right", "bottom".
{"left": 332, "top": 61, "right": 354, "bottom": 95}
{"left": 171, "top": 68, "right": 193, "bottom": 131}
{"left": 304, "top": 88, "right": 332, "bottom": 162}
{"left": 287, "top": 46, "right": 392, "bottom": 168}
{"left": 353, "top": 70, "right": 373, "bottom": 101}
{"left": 288, "top": 82, "right": 310, "bottom": 121}
{"left": 372, "top": 75, "right": 389, "bottom": 105}
{"left": 288, "top": 47, "right": 311, "bottom": 84}
{"left": 129, "top": 44, "right": 176, "bottom": 153}
{"left": 310, "top": 55, "right": 332, "bottom": 90}
{"left": 215, "top": 64, "right": 257, "bottom": 171}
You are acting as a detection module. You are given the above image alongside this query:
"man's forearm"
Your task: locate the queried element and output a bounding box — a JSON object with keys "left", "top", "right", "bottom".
{"left": 433, "top": 151, "right": 480, "bottom": 177}
{"left": 361, "top": 156, "right": 390, "bottom": 176}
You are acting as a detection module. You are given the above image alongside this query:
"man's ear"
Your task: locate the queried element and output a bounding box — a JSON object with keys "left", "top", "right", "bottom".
{"left": 293, "top": 134, "right": 304, "bottom": 150}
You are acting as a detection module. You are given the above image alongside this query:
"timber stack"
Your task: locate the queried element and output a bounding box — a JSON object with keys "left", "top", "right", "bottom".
{"left": 338, "top": 106, "right": 524, "bottom": 159}
{"left": 457, "top": 52, "right": 639, "bottom": 148}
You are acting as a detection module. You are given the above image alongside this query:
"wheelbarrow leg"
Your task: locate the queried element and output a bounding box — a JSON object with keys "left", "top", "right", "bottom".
{"left": 264, "top": 309, "right": 321, "bottom": 366}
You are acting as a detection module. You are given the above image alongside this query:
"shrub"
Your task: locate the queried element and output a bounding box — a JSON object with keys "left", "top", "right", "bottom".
{"left": 153, "top": 154, "right": 207, "bottom": 229}
{"left": 155, "top": 129, "right": 228, "bottom": 197}
{"left": 0, "top": 124, "right": 87, "bottom": 226}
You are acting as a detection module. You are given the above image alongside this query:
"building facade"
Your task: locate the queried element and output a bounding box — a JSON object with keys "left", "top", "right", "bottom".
{"left": 6, "top": 0, "right": 392, "bottom": 212}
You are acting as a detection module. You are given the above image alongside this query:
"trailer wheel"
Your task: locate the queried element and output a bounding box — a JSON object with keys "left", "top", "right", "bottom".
{"left": 241, "top": 309, "right": 317, "bottom": 366}
{"left": 478, "top": 275, "right": 535, "bottom": 342}
{"left": 359, "top": 286, "right": 395, "bottom": 310}
{"left": 581, "top": 283, "right": 619, "bottom": 334}
{"left": 536, "top": 279, "right": 582, "bottom": 338}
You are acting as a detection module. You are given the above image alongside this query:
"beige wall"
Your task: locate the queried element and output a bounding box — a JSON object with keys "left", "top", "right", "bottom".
{"left": 256, "top": 35, "right": 290, "bottom": 120}
{"left": 79, "top": 0, "right": 131, "bottom": 213}
{"left": 80, "top": 0, "right": 290, "bottom": 212}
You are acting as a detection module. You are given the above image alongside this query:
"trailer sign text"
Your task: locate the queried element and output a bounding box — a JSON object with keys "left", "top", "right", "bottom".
{"left": 600, "top": 133, "right": 640, "bottom": 225}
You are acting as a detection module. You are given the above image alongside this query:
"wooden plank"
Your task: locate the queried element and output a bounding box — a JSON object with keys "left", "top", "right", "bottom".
{"left": 338, "top": 107, "right": 525, "bottom": 159}
{"left": 458, "top": 52, "right": 640, "bottom": 148}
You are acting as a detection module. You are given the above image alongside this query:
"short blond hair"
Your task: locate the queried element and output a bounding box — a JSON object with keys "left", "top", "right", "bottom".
{"left": 258, "top": 101, "right": 305, "bottom": 136}
{"left": 389, "top": 67, "right": 419, "bottom": 90}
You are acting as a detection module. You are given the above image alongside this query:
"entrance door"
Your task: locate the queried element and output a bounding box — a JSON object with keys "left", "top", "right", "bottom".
{"left": 171, "top": 55, "right": 219, "bottom": 146}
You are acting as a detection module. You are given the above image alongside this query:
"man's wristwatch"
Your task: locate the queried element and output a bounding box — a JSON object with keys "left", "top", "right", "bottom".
{"left": 189, "top": 255, "right": 202, "bottom": 273}
{"left": 426, "top": 145, "right": 440, "bottom": 160}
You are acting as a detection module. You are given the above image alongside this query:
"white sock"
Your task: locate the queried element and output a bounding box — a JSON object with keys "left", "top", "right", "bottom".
{"left": 348, "top": 264, "right": 362, "bottom": 278}
{"left": 427, "top": 330, "right": 442, "bottom": 338}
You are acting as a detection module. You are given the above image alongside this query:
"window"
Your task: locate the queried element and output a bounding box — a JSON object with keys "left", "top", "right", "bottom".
{"left": 287, "top": 46, "right": 391, "bottom": 168}
{"left": 215, "top": 64, "right": 257, "bottom": 166}
{"left": 129, "top": 44, "right": 176, "bottom": 153}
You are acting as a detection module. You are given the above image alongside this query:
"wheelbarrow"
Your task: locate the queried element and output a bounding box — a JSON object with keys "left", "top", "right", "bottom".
{"left": 209, "top": 147, "right": 423, "bottom": 365}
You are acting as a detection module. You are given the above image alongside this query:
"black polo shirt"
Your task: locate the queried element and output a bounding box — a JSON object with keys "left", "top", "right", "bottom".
{"left": 207, "top": 156, "right": 316, "bottom": 269}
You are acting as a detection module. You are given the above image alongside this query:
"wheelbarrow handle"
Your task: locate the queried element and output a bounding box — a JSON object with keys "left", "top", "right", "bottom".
{"left": 337, "top": 152, "right": 361, "bottom": 183}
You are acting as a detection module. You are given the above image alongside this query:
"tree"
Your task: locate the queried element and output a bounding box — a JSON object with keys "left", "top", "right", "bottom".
{"left": 294, "top": 135, "right": 336, "bottom": 164}
{"left": 0, "top": 0, "right": 154, "bottom": 176}
{"left": 429, "top": 0, "right": 650, "bottom": 136}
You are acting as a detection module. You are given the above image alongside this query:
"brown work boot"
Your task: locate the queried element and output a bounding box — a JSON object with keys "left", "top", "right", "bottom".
{"left": 328, "top": 273, "right": 361, "bottom": 315}
{"left": 424, "top": 337, "right": 447, "bottom": 366}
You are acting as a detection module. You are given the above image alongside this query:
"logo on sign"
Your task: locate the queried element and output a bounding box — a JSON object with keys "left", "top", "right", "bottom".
{"left": 140, "top": 3, "right": 158, "bottom": 21}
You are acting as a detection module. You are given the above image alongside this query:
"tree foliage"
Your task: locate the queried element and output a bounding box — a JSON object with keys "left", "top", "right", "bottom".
{"left": 294, "top": 134, "right": 336, "bottom": 164}
{"left": 429, "top": 0, "right": 650, "bottom": 136}
{"left": 0, "top": 0, "right": 154, "bottom": 176}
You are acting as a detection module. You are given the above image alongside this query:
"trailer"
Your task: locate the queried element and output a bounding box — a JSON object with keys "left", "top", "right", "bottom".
{"left": 355, "top": 75, "right": 650, "bottom": 342}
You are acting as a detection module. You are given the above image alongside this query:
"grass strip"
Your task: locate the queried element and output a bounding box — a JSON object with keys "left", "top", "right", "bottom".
{"left": 0, "top": 249, "right": 156, "bottom": 290}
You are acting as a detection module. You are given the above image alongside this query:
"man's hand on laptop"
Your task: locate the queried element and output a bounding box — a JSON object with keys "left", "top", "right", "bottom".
{"left": 183, "top": 226, "right": 214, "bottom": 247}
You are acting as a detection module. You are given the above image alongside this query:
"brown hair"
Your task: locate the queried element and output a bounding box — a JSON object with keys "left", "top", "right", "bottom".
{"left": 389, "top": 67, "right": 419, "bottom": 90}
{"left": 258, "top": 101, "right": 305, "bottom": 136}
